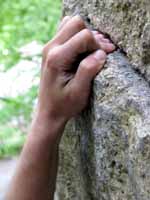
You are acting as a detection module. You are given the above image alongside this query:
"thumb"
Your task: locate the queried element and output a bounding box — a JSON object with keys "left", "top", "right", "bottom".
{"left": 72, "top": 50, "right": 106, "bottom": 91}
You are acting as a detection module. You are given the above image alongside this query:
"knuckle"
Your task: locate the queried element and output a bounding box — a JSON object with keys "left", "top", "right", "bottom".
{"left": 46, "top": 46, "right": 61, "bottom": 67}
{"left": 99, "top": 50, "right": 107, "bottom": 62}
{"left": 82, "top": 29, "right": 94, "bottom": 41}
{"left": 48, "top": 46, "right": 60, "bottom": 59}
{"left": 80, "top": 58, "right": 97, "bottom": 72}
{"left": 73, "top": 15, "right": 86, "bottom": 30}
{"left": 80, "top": 59, "right": 88, "bottom": 68}
{"left": 42, "top": 42, "right": 56, "bottom": 57}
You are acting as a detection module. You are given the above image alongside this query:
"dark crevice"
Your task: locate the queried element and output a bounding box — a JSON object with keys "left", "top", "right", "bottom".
{"left": 86, "top": 17, "right": 91, "bottom": 24}
{"left": 132, "top": 66, "right": 150, "bottom": 87}
{"left": 85, "top": 17, "right": 150, "bottom": 89}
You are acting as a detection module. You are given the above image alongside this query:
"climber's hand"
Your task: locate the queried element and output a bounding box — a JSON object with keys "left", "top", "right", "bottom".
{"left": 37, "top": 15, "right": 115, "bottom": 122}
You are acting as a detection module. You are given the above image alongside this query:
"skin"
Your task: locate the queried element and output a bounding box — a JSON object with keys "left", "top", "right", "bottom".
{"left": 6, "top": 16, "right": 115, "bottom": 200}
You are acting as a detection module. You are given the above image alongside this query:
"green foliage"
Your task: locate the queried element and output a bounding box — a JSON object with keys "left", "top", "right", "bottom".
{"left": 0, "top": 0, "right": 62, "bottom": 69}
{"left": 0, "top": 0, "right": 62, "bottom": 158}
{"left": 0, "top": 87, "right": 37, "bottom": 158}
{"left": 0, "top": 126, "right": 25, "bottom": 158}
{"left": 0, "top": 85, "right": 37, "bottom": 124}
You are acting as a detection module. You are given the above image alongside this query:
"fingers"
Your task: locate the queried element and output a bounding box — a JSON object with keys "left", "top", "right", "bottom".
{"left": 52, "top": 15, "right": 86, "bottom": 45}
{"left": 58, "top": 16, "right": 71, "bottom": 31}
{"left": 61, "top": 29, "right": 100, "bottom": 59}
{"left": 76, "top": 50, "right": 106, "bottom": 83}
{"left": 43, "top": 15, "right": 86, "bottom": 56}
{"left": 69, "top": 50, "right": 106, "bottom": 92}
{"left": 60, "top": 29, "right": 115, "bottom": 62}
{"left": 95, "top": 34, "right": 116, "bottom": 52}
{"left": 92, "top": 31, "right": 116, "bottom": 52}
{"left": 46, "top": 27, "right": 115, "bottom": 72}
{"left": 43, "top": 15, "right": 115, "bottom": 59}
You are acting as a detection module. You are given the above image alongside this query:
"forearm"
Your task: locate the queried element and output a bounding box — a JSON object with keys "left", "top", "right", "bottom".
{"left": 6, "top": 114, "right": 67, "bottom": 200}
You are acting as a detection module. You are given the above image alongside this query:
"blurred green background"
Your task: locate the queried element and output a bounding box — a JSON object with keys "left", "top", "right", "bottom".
{"left": 0, "top": 0, "right": 62, "bottom": 158}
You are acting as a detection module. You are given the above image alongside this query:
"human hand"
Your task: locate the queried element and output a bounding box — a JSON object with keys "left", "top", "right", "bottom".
{"left": 37, "top": 16, "right": 115, "bottom": 122}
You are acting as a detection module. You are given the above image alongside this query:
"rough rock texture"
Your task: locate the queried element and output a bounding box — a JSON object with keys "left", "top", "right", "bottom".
{"left": 63, "top": 0, "right": 150, "bottom": 80}
{"left": 57, "top": 51, "right": 150, "bottom": 200}
{"left": 56, "top": 1, "right": 150, "bottom": 200}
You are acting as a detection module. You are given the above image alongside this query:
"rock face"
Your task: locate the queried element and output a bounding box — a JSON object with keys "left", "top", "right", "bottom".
{"left": 63, "top": 0, "right": 150, "bottom": 80}
{"left": 56, "top": 1, "right": 150, "bottom": 200}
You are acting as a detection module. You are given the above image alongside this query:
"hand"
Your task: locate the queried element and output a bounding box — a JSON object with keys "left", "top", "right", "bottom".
{"left": 37, "top": 15, "right": 115, "bottom": 122}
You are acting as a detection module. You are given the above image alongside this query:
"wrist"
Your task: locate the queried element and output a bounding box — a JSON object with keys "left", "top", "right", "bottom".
{"left": 36, "top": 104, "right": 69, "bottom": 124}
{"left": 30, "top": 111, "right": 67, "bottom": 144}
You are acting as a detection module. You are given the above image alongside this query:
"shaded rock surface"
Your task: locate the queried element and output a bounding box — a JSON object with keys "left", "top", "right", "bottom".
{"left": 57, "top": 52, "right": 150, "bottom": 200}
{"left": 56, "top": 1, "right": 150, "bottom": 200}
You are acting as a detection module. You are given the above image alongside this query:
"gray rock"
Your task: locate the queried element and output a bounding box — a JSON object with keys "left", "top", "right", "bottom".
{"left": 57, "top": 52, "right": 150, "bottom": 200}
{"left": 56, "top": 1, "right": 150, "bottom": 199}
{"left": 63, "top": 0, "right": 150, "bottom": 80}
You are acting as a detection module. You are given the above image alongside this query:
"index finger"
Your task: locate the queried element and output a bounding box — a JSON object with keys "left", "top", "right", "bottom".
{"left": 52, "top": 15, "right": 86, "bottom": 45}
{"left": 61, "top": 29, "right": 99, "bottom": 59}
{"left": 57, "top": 16, "right": 71, "bottom": 31}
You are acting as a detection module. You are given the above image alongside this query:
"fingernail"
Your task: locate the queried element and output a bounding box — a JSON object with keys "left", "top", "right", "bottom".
{"left": 101, "top": 38, "right": 110, "bottom": 43}
{"left": 74, "top": 14, "right": 82, "bottom": 20}
{"left": 63, "top": 16, "right": 71, "bottom": 20}
{"left": 94, "top": 50, "right": 106, "bottom": 61}
{"left": 92, "top": 30, "right": 99, "bottom": 35}
{"left": 95, "top": 35, "right": 105, "bottom": 44}
{"left": 108, "top": 43, "right": 116, "bottom": 50}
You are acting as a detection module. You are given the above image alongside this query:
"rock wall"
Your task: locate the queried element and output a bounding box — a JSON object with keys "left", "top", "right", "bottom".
{"left": 56, "top": 1, "right": 150, "bottom": 200}
{"left": 63, "top": 0, "right": 150, "bottom": 80}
